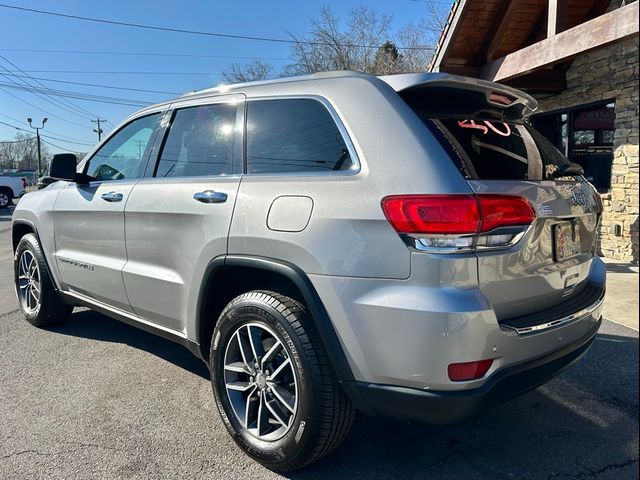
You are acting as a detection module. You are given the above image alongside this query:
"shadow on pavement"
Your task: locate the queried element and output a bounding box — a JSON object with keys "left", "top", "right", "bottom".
{"left": 0, "top": 204, "right": 14, "bottom": 223}
{"left": 51, "top": 308, "right": 638, "bottom": 479}
{"left": 50, "top": 309, "right": 210, "bottom": 380}
{"left": 287, "top": 331, "right": 639, "bottom": 480}
{"left": 605, "top": 262, "right": 639, "bottom": 274}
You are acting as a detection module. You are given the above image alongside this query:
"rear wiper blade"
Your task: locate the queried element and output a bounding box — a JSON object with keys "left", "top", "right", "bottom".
{"left": 553, "top": 162, "right": 584, "bottom": 178}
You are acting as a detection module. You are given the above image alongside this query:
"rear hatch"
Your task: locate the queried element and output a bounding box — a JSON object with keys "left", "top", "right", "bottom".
{"left": 386, "top": 74, "right": 603, "bottom": 322}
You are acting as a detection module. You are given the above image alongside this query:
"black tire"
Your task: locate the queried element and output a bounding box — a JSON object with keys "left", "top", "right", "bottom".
{"left": 0, "top": 188, "right": 12, "bottom": 209}
{"left": 14, "top": 233, "right": 73, "bottom": 327}
{"left": 210, "top": 290, "right": 355, "bottom": 472}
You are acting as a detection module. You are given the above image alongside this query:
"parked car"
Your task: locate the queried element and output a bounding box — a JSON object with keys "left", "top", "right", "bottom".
{"left": 0, "top": 174, "right": 26, "bottom": 208}
{"left": 11, "top": 71, "right": 605, "bottom": 472}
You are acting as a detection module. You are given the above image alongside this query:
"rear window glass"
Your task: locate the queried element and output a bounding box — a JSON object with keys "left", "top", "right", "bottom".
{"left": 246, "top": 99, "right": 354, "bottom": 174}
{"left": 425, "top": 118, "right": 572, "bottom": 181}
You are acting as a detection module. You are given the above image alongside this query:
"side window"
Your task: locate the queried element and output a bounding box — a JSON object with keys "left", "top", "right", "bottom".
{"left": 85, "top": 113, "right": 161, "bottom": 181}
{"left": 246, "top": 98, "right": 354, "bottom": 174}
{"left": 155, "top": 103, "right": 238, "bottom": 178}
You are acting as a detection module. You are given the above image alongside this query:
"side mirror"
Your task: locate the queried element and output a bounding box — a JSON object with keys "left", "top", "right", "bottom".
{"left": 49, "top": 153, "right": 78, "bottom": 182}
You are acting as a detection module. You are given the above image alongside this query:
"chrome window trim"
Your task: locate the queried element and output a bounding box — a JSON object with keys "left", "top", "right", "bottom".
{"left": 242, "top": 95, "right": 362, "bottom": 178}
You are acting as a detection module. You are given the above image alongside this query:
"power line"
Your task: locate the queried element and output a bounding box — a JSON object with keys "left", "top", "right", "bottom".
{"left": 0, "top": 47, "right": 291, "bottom": 61}
{"left": 0, "top": 54, "right": 98, "bottom": 120}
{"left": 2, "top": 73, "right": 181, "bottom": 95}
{"left": 41, "top": 137, "right": 89, "bottom": 152}
{"left": 0, "top": 3, "right": 434, "bottom": 51}
{"left": 0, "top": 118, "right": 33, "bottom": 132}
{"left": 0, "top": 136, "right": 35, "bottom": 144}
{"left": 0, "top": 76, "right": 98, "bottom": 128}
{"left": 0, "top": 112, "right": 94, "bottom": 143}
{"left": 0, "top": 68, "right": 95, "bottom": 121}
{"left": 0, "top": 118, "right": 95, "bottom": 146}
{"left": 0, "top": 81, "right": 153, "bottom": 107}
{"left": 41, "top": 133, "right": 95, "bottom": 146}
{"left": 0, "top": 69, "right": 266, "bottom": 76}
{"left": 0, "top": 85, "right": 100, "bottom": 129}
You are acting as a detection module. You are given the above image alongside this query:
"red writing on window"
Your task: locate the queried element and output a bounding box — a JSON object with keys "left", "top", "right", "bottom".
{"left": 457, "top": 120, "right": 512, "bottom": 137}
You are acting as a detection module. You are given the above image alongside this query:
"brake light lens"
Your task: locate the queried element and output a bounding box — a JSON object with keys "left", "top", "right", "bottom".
{"left": 381, "top": 194, "right": 535, "bottom": 235}
{"left": 477, "top": 194, "right": 536, "bottom": 231}
{"left": 448, "top": 359, "right": 493, "bottom": 381}
{"left": 382, "top": 195, "right": 480, "bottom": 234}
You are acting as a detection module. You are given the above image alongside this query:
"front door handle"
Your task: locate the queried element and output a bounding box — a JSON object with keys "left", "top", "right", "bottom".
{"left": 101, "top": 191, "right": 124, "bottom": 202}
{"left": 193, "top": 190, "right": 227, "bottom": 204}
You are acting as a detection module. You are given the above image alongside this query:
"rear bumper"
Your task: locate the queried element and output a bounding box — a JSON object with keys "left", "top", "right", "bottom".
{"left": 309, "top": 256, "right": 606, "bottom": 391}
{"left": 342, "top": 317, "right": 601, "bottom": 424}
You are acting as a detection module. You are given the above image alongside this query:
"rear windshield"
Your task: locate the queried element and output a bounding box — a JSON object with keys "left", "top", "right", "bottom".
{"left": 424, "top": 117, "right": 572, "bottom": 181}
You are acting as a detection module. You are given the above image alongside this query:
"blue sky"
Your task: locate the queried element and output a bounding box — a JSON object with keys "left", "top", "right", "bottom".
{"left": 0, "top": 0, "right": 451, "bottom": 154}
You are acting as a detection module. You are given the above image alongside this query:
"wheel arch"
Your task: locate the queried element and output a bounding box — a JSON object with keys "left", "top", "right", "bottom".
{"left": 11, "top": 218, "right": 43, "bottom": 251}
{"left": 12, "top": 219, "right": 62, "bottom": 292}
{"left": 195, "top": 255, "right": 355, "bottom": 382}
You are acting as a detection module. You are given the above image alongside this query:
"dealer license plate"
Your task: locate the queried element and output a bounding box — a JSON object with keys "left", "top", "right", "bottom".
{"left": 554, "top": 221, "right": 581, "bottom": 262}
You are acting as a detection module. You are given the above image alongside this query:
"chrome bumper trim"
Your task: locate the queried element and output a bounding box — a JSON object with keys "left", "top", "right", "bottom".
{"left": 504, "top": 293, "right": 605, "bottom": 335}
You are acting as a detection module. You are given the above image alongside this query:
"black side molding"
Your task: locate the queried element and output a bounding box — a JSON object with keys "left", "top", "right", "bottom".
{"left": 195, "top": 254, "right": 355, "bottom": 382}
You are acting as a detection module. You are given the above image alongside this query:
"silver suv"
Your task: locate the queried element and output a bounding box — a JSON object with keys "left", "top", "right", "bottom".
{"left": 12, "top": 72, "right": 605, "bottom": 472}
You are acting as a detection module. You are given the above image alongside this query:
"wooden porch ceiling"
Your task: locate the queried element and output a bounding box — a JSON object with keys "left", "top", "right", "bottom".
{"left": 431, "top": 0, "right": 637, "bottom": 94}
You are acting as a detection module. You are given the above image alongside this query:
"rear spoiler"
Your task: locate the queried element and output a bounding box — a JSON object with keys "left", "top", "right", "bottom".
{"left": 378, "top": 73, "right": 538, "bottom": 120}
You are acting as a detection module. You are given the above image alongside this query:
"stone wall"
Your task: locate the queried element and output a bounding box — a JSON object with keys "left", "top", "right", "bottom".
{"left": 535, "top": 36, "right": 639, "bottom": 264}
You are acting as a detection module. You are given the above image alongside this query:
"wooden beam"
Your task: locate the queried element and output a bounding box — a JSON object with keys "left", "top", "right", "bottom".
{"left": 485, "top": 0, "right": 527, "bottom": 62}
{"left": 480, "top": 1, "right": 639, "bottom": 82}
{"left": 547, "top": 0, "right": 568, "bottom": 37}
{"left": 430, "top": 0, "right": 468, "bottom": 72}
{"left": 503, "top": 69, "right": 567, "bottom": 93}
{"left": 437, "top": 65, "right": 480, "bottom": 77}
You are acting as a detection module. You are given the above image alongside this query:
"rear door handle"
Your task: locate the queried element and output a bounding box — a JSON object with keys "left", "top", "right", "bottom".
{"left": 101, "top": 191, "right": 124, "bottom": 202}
{"left": 193, "top": 190, "right": 227, "bottom": 204}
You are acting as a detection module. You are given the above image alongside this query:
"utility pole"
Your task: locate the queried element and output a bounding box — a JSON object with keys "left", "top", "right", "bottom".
{"left": 27, "top": 117, "right": 47, "bottom": 178}
{"left": 91, "top": 118, "right": 107, "bottom": 141}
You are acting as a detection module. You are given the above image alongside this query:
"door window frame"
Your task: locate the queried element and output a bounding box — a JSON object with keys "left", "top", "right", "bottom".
{"left": 78, "top": 109, "right": 169, "bottom": 184}
{"left": 147, "top": 94, "right": 245, "bottom": 179}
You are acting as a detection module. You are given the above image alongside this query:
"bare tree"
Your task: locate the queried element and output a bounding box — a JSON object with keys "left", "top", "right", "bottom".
{"left": 0, "top": 133, "right": 50, "bottom": 171}
{"left": 287, "top": 6, "right": 393, "bottom": 75}
{"left": 221, "top": 2, "right": 449, "bottom": 79}
{"left": 222, "top": 59, "right": 272, "bottom": 84}
{"left": 396, "top": 20, "right": 434, "bottom": 73}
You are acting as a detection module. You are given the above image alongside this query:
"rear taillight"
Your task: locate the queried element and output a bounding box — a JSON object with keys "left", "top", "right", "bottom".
{"left": 477, "top": 194, "right": 537, "bottom": 231}
{"left": 381, "top": 194, "right": 536, "bottom": 253}
{"left": 448, "top": 359, "right": 493, "bottom": 381}
{"left": 381, "top": 194, "right": 480, "bottom": 234}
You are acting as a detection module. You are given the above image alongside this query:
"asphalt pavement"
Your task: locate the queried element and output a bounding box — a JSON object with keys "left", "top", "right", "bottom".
{"left": 1, "top": 202, "right": 638, "bottom": 479}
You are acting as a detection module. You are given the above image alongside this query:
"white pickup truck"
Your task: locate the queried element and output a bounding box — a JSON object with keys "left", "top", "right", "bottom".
{"left": 0, "top": 176, "right": 26, "bottom": 209}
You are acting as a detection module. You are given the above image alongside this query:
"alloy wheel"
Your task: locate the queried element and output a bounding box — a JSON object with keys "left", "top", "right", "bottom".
{"left": 223, "top": 322, "right": 298, "bottom": 441}
{"left": 17, "top": 250, "right": 41, "bottom": 314}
